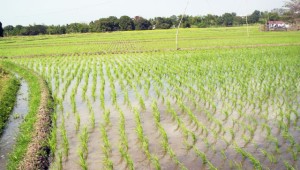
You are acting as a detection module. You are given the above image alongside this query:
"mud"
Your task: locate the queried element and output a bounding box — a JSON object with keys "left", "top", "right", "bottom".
{"left": 21, "top": 56, "right": 300, "bottom": 170}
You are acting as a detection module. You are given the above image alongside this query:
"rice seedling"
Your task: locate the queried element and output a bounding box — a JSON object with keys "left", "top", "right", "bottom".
{"left": 6, "top": 38, "right": 299, "bottom": 170}
{"left": 75, "top": 112, "right": 81, "bottom": 132}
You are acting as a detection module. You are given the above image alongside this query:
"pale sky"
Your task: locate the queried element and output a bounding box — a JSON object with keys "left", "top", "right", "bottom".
{"left": 1, "top": 0, "right": 285, "bottom": 26}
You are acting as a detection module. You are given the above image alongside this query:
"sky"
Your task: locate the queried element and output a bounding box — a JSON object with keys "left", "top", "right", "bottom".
{"left": 1, "top": 0, "right": 285, "bottom": 26}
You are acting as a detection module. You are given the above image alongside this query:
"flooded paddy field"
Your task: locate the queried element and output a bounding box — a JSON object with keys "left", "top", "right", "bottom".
{"left": 8, "top": 46, "right": 300, "bottom": 170}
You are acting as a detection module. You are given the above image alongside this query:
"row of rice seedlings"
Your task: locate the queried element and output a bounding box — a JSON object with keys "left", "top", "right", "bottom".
{"left": 58, "top": 64, "right": 74, "bottom": 100}
{"left": 233, "top": 143, "right": 263, "bottom": 170}
{"left": 48, "top": 111, "right": 58, "bottom": 157}
{"left": 176, "top": 74, "right": 260, "bottom": 149}
{"left": 100, "top": 123, "right": 113, "bottom": 169}
{"left": 176, "top": 97, "right": 208, "bottom": 135}
{"left": 91, "top": 63, "right": 97, "bottom": 101}
{"left": 70, "top": 67, "right": 85, "bottom": 113}
{"left": 284, "top": 160, "right": 296, "bottom": 170}
{"left": 259, "top": 148, "right": 278, "bottom": 164}
{"left": 78, "top": 126, "right": 89, "bottom": 170}
{"left": 138, "top": 94, "right": 146, "bottom": 111}
{"left": 82, "top": 68, "right": 91, "bottom": 101}
{"left": 107, "top": 65, "right": 118, "bottom": 105}
{"left": 151, "top": 100, "right": 187, "bottom": 170}
{"left": 61, "top": 62, "right": 81, "bottom": 98}
{"left": 116, "top": 106, "right": 134, "bottom": 169}
{"left": 161, "top": 67, "right": 254, "bottom": 166}
{"left": 143, "top": 77, "right": 151, "bottom": 98}
{"left": 75, "top": 112, "right": 81, "bottom": 133}
{"left": 60, "top": 114, "right": 70, "bottom": 159}
{"left": 133, "top": 108, "right": 161, "bottom": 169}
{"left": 193, "top": 146, "right": 217, "bottom": 170}
{"left": 165, "top": 100, "right": 197, "bottom": 145}
{"left": 167, "top": 66, "right": 258, "bottom": 139}
{"left": 167, "top": 98, "right": 222, "bottom": 168}
{"left": 87, "top": 99, "right": 95, "bottom": 129}
{"left": 99, "top": 63, "right": 106, "bottom": 109}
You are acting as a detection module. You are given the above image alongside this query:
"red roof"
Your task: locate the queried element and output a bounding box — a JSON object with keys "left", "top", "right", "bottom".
{"left": 267, "top": 21, "right": 285, "bottom": 24}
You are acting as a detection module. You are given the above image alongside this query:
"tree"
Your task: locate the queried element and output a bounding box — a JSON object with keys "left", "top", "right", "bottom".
{"left": 92, "top": 16, "right": 120, "bottom": 32}
{"left": 134, "top": 16, "right": 152, "bottom": 30}
{"left": 22, "top": 25, "right": 47, "bottom": 35}
{"left": 181, "top": 16, "right": 192, "bottom": 28}
{"left": 107, "top": 16, "right": 120, "bottom": 31}
{"left": 249, "top": 10, "right": 261, "bottom": 23}
{"left": 4, "top": 25, "right": 14, "bottom": 36}
{"left": 222, "top": 13, "right": 235, "bottom": 26}
{"left": 284, "top": 0, "right": 300, "bottom": 20}
{"left": 233, "top": 16, "right": 245, "bottom": 25}
{"left": 154, "top": 17, "right": 173, "bottom": 29}
{"left": 203, "top": 14, "right": 219, "bottom": 26}
{"left": 0, "top": 22, "right": 3, "bottom": 37}
{"left": 47, "top": 25, "right": 66, "bottom": 35}
{"left": 269, "top": 12, "right": 280, "bottom": 21}
{"left": 170, "top": 15, "right": 178, "bottom": 26}
{"left": 13, "top": 25, "right": 25, "bottom": 35}
{"left": 119, "top": 16, "right": 135, "bottom": 31}
{"left": 66, "top": 23, "right": 89, "bottom": 33}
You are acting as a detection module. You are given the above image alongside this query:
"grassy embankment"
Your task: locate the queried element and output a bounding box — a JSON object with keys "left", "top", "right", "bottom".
{"left": 0, "top": 61, "right": 53, "bottom": 170}
{"left": 0, "top": 66, "right": 20, "bottom": 136}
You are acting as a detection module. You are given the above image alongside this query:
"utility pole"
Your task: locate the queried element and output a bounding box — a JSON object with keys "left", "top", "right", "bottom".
{"left": 246, "top": 15, "right": 249, "bottom": 37}
{"left": 176, "top": 0, "right": 190, "bottom": 50}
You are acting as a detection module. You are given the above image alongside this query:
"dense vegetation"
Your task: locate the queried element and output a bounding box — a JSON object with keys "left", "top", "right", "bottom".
{"left": 0, "top": 66, "right": 19, "bottom": 136}
{"left": 0, "top": 22, "right": 3, "bottom": 37}
{"left": 0, "top": 8, "right": 297, "bottom": 36}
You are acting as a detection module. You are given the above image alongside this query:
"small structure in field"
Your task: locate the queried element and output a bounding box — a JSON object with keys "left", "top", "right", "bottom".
{"left": 266, "top": 21, "right": 288, "bottom": 31}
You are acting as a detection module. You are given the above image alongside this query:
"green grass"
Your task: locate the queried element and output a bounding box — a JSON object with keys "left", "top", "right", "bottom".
{"left": 0, "top": 61, "right": 50, "bottom": 170}
{"left": 0, "top": 26, "right": 299, "bottom": 57}
{"left": 0, "top": 66, "right": 20, "bottom": 136}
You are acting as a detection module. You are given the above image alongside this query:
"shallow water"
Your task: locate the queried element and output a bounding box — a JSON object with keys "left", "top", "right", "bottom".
{"left": 15, "top": 55, "right": 300, "bottom": 170}
{"left": 0, "top": 78, "right": 29, "bottom": 168}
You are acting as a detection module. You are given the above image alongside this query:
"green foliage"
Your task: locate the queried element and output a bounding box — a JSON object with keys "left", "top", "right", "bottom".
{"left": 134, "top": 16, "right": 152, "bottom": 30}
{"left": 119, "top": 16, "right": 135, "bottom": 31}
{"left": 0, "top": 66, "right": 20, "bottom": 135}
{"left": 0, "top": 22, "right": 3, "bottom": 37}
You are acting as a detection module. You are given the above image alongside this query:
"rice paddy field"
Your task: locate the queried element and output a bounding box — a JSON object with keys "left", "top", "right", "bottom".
{"left": 0, "top": 26, "right": 300, "bottom": 170}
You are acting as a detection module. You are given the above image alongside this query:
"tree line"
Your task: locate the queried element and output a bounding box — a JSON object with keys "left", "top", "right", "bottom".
{"left": 1, "top": 3, "right": 299, "bottom": 37}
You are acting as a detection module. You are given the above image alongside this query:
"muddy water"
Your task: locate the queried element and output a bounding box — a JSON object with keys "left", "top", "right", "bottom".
{"left": 0, "top": 78, "right": 29, "bottom": 168}
{"left": 33, "top": 56, "right": 300, "bottom": 170}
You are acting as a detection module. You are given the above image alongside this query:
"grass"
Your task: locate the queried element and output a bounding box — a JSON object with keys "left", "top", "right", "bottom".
{"left": 1, "top": 61, "right": 53, "bottom": 170}
{"left": 0, "top": 66, "right": 20, "bottom": 136}
{"left": 1, "top": 26, "right": 300, "bottom": 57}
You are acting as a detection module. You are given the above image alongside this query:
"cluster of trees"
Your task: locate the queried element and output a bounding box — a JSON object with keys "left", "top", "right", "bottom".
{"left": 0, "top": 22, "right": 3, "bottom": 37}
{"left": 0, "top": 13, "right": 258, "bottom": 36}
{"left": 1, "top": 0, "right": 299, "bottom": 36}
